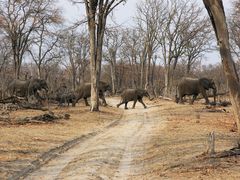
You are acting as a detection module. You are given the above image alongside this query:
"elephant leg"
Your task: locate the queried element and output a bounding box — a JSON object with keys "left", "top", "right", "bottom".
{"left": 84, "top": 97, "right": 90, "bottom": 106}
{"left": 202, "top": 91, "right": 209, "bottom": 104}
{"left": 117, "top": 101, "right": 124, "bottom": 108}
{"left": 72, "top": 97, "right": 79, "bottom": 107}
{"left": 100, "top": 94, "right": 107, "bottom": 106}
{"left": 132, "top": 100, "right": 137, "bottom": 109}
{"left": 179, "top": 95, "right": 184, "bottom": 104}
{"left": 124, "top": 102, "right": 128, "bottom": 109}
{"left": 138, "top": 98, "right": 147, "bottom": 108}
{"left": 190, "top": 94, "right": 197, "bottom": 104}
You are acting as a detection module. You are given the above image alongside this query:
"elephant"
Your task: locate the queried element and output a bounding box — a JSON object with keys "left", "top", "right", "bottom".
{"left": 7, "top": 79, "right": 30, "bottom": 98}
{"left": 175, "top": 77, "right": 217, "bottom": 104}
{"left": 60, "top": 91, "right": 76, "bottom": 106}
{"left": 117, "top": 88, "right": 153, "bottom": 109}
{"left": 56, "top": 91, "right": 76, "bottom": 107}
{"left": 73, "top": 81, "right": 111, "bottom": 106}
{"left": 54, "top": 85, "right": 68, "bottom": 101}
{"left": 7, "top": 79, "right": 48, "bottom": 101}
{"left": 48, "top": 85, "right": 76, "bottom": 106}
{"left": 28, "top": 79, "right": 48, "bottom": 100}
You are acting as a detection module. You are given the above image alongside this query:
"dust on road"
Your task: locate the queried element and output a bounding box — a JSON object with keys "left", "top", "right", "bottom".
{"left": 25, "top": 98, "right": 168, "bottom": 179}
{"left": 18, "top": 98, "right": 240, "bottom": 179}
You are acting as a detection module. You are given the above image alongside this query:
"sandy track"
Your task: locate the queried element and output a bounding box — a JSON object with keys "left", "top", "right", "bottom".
{"left": 24, "top": 98, "right": 167, "bottom": 179}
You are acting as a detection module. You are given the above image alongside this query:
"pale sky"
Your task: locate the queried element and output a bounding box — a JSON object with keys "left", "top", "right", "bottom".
{"left": 58, "top": 0, "right": 234, "bottom": 65}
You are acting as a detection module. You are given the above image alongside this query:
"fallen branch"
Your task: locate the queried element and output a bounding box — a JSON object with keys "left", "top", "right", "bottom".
{"left": 0, "top": 96, "right": 24, "bottom": 104}
{"left": 0, "top": 96, "right": 48, "bottom": 111}
{"left": 214, "top": 146, "right": 240, "bottom": 158}
{"left": 15, "top": 112, "right": 70, "bottom": 125}
{"left": 18, "top": 101, "right": 48, "bottom": 111}
{"left": 201, "top": 106, "right": 228, "bottom": 113}
{"left": 196, "top": 91, "right": 229, "bottom": 100}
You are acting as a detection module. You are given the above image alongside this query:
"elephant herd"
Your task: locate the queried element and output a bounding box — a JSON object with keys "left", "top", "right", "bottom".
{"left": 3, "top": 76, "right": 217, "bottom": 109}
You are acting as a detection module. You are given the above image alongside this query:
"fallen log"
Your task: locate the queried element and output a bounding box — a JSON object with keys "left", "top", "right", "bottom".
{"left": 196, "top": 91, "right": 229, "bottom": 100}
{"left": 214, "top": 146, "right": 240, "bottom": 158}
{"left": 0, "top": 96, "right": 24, "bottom": 104}
{"left": 15, "top": 112, "right": 70, "bottom": 125}
{"left": 0, "top": 96, "right": 48, "bottom": 111}
{"left": 18, "top": 101, "right": 48, "bottom": 111}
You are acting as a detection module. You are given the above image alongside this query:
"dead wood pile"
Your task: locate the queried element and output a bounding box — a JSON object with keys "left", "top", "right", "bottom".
{"left": 0, "top": 111, "right": 70, "bottom": 125}
{"left": 0, "top": 96, "right": 47, "bottom": 111}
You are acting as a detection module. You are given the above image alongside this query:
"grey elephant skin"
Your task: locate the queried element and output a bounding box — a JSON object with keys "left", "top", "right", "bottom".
{"left": 52, "top": 85, "right": 76, "bottom": 107}
{"left": 28, "top": 79, "right": 48, "bottom": 99}
{"left": 7, "top": 79, "right": 30, "bottom": 98}
{"left": 176, "top": 77, "right": 217, "bottom": 104}
{"left": 58, "top": 91, "right": 76, "bottom": 106}
{"left": 117, "top": 89, "right": 152, "bottom": 109}
{"left": 7, "top": 78, "right": 48, "bottom": 100}
{"left": 73, "top": 81, "right": 111, "bottom": 106}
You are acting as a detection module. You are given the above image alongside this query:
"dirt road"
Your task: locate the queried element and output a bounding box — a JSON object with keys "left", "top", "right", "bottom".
{"left": 23, "top": 99, "right": 169, "bottom": 179}
{"left": 15, "top": 98, "right": 240, "bottom": 179}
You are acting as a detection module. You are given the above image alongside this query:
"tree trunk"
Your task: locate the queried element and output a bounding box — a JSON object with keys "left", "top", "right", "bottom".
{"left": 109, "top": 50, "right": 117, "bottom": 94}
{"left": 186, "top": 60, "right": 191, "bottom": 75}
{"left": 110, "top": 61, "right": 117, "bottom": 94}
{"left": 203, "top": 0, "right": 240, "bottom": 133}
{"left": 164, "top": 66, "right": 170, "bottom": 95}
{"left": 88, "top": 11, "right": 99, "bottom": 111}
{"left": 72, "top": 69, "right": 76, "bottom": 91}
{"left": 14, "top": 56, "right": 21, "bottom": 79}
{"left": 140, "top": 59, "right": 145, "bottom": 88}
{"left": 140, "top": 43, "right": 147, "bottom": 88}
{"left": 16, "top": 64, "right": 21, "bottom": 79}
{"left": 91, "top": 16, "right": 106, "bottom": 111}
{"left": 37, "top": 64, "right": 41, "bottom": 79}
{"left": 151, "top": 59, "right": 156, "bottom": 87}
{"left": 145, "top": 53, "right": 152, "bottom": 90}
{"left": 145, "top": 45, "right": 153, "bottom": 90}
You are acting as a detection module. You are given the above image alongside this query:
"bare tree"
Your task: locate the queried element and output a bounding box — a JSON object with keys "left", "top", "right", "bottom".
{"left": 120, "top": 28, "right": 141, "bottom": 88}
{"left": 229, "top": 1, "right": 240, "bottom": 59}
{"left": 27, "top": 13, "right": 62, "bottom": 79}
{"left": 61, "top": 29, "right": 89, "bottom": 90}
{"left": 104, "top": 27, "right": 123, "bottom": 94}
{"left": 203, "top": 0, "right": 240, "bottom": 133}
{"left": 76, "top": 31, "right": 90, "bottom": 85}
{"left": 182, "top": 19, "right": 212, "bottom": 75}
{"left": 158, "top": 0, "right": 209, "bottom": 96}
{"left": 84, "top": 0, "right": 125, "bottom": 111}
{"left": 0, "top": 0, "right": 61, "bottom": 79}
{"left": 0, "top": 36, "right": 12, "bottom": 98}
{"left": 136, "top": 0, "right": 164, "bottom": 90}
{"left": 0, "top": 36, "right": 11, "bottom": 73}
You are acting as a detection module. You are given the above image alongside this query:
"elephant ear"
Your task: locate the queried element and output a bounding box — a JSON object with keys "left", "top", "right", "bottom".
{"left": 199, "top": 78, "right": 211, "bottom": 90}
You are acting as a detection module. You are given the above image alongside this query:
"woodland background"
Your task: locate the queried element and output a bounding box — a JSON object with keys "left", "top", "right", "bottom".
{"left": 0, "top": 0, "right": 239, "bottom": 98}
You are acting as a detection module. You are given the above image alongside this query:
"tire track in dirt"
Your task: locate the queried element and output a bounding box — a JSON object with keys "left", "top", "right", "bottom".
{"left": 23, "top": 99, "right": 167, "bottom": 179}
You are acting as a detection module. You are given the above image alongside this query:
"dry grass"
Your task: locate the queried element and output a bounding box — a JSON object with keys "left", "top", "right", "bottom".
{"left": 146, "top": 98, "right": 240, "bottom": 179}
{"left": 0, "top": 103, "right": 122, "bottom": 178}
{"left": 1, "top": 97, "right": 240, "bottom": 179}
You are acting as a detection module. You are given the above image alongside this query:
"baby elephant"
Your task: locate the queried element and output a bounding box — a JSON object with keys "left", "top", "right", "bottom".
{"left": 117, "top": 88, "right": 153, "bottom": 109}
